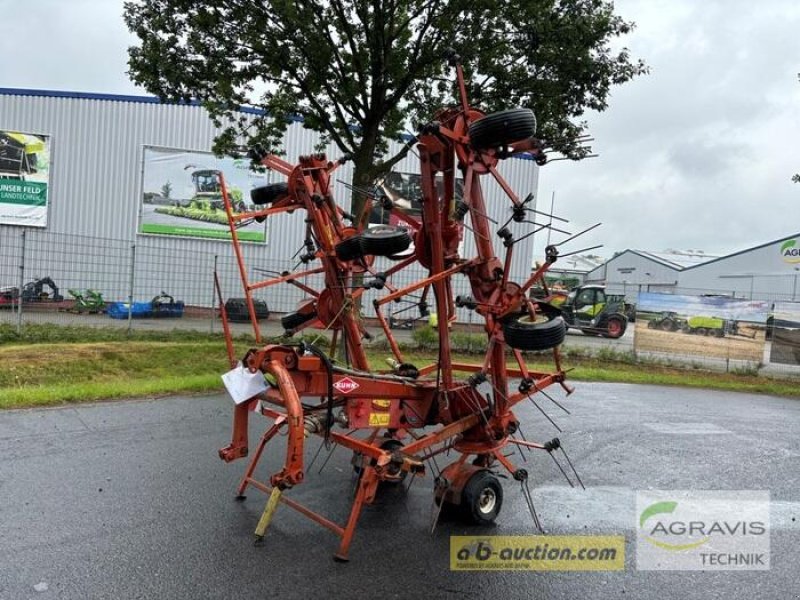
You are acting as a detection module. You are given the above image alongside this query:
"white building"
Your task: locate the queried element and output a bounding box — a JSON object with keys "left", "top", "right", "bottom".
{"left": 0, "top": 87, "right": 542, "bottom": 318}
{"left": 586, "top": 235, "right": 800, "bottom": 303}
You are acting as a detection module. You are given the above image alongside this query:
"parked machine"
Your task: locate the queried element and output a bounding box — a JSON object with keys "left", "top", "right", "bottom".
{"left": 553, "top": 284, "right": 628, "bottom": 338}
{"left": 213, "top": 53, "right": 594, "bottom": 561}
{"left": 67, "top": 289, "right": 106, "bottom": 313}
{"left": 20, "top": 276, "right": 63, "bottom": 303}
{"left": 0, "top": 276, "right": 63, "bottom": 307}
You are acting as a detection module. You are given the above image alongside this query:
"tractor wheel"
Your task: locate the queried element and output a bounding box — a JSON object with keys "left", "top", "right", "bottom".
{"left": 468, "top": 108, "right": 537, "bottom": 151}
{"left": 251, "top": 182, "right": 289, "bottom": 206}
{"left": 281, "top": 310, "right": 317, "bottom": 330}
{"left": 359, "top": 226, "right": 412, "bottom": 257}
{"left": 335, "top": 234, "right": 365, "bottom": 261}
{"left": 659, "top": 320, "right": 674, "bottom": 331}
{"left": 460, "top": 470, "right": 503, "bottom": 526}
{"left": 602, "top": 316, "right": 627, "bottom": 339}
{"left": 648, "top": 320, "right": 657, "bottom": 329}
{"left": 502, "top": 305, "right": 565, "bottom": 351}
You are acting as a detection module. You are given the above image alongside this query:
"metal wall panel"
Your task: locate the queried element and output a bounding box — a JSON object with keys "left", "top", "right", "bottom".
{"left": 0, "top": 90, "right": 541, "bottom": 315}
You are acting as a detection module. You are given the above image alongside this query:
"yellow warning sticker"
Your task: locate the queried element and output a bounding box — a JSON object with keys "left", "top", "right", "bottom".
{"left": 372, "top": 399, "right": 391, "bottom": 409}
{"left": 368, "top": 412, "right": 391, "bottom": 426}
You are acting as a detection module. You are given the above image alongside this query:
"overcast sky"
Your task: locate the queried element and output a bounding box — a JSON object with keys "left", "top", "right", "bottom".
{"left": 1, "top": 0, "right": 798, "bottom": 260}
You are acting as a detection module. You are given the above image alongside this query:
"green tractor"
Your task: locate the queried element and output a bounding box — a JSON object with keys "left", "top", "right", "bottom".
{"left": 647, "top": 311, "right": 687, "bottom": 332}
{"left": 554, "top": 284, "right": 628, "bottom": 339}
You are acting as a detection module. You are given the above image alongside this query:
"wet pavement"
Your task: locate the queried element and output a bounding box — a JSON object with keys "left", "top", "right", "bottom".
{"left": 1, "top": 382, "right": 798, "bottom": 599}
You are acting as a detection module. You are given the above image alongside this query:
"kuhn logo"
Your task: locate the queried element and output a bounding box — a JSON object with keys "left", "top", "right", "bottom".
{"left": 781, "top": 239, "right": 800, "bottom": 264}
{"left": 333, "top": 377, "right": 360, "bottom": 394}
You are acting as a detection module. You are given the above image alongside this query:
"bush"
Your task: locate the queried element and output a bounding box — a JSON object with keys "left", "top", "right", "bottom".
{"left": 411, "top": 325, "right": 438, "bottom": 351}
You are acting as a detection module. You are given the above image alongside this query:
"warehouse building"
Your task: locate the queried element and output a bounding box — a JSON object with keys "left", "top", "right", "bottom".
{"left": 0, "top": 88, "right": 543, "bottom": 321}
{"left": 586, "top": 234, "right": 800, "bottom": 303}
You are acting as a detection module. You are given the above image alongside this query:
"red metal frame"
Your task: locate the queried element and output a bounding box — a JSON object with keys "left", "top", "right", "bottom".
{"left": 217, "top": 60, "right": 570, "bottom": 560}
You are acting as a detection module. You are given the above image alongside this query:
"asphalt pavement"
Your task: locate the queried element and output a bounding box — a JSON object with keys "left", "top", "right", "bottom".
{"left": 1, "top": 383, "right": 798, "bottom": 599}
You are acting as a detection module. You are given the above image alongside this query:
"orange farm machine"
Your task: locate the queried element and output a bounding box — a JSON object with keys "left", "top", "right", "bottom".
{"left": 215, "top": 53, "right": 596, "bottom": 561}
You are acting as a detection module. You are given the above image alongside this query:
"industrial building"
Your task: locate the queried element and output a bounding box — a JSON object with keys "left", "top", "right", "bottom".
{"left": 0, "top": 88, "right": 543, "bottom": 319}
{"left": 586, "top": 235, "right": 800, "bottom": 303}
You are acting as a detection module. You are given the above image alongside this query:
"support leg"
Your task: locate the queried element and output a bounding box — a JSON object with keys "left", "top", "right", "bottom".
{"left": 334, "top": 466, "right": 379, "bottom": 562}
{"left": 253, "top": 487, "right": 283, "bottom": 545}
{"left": 236, "top": 418, "right": 285, "bottom": 498}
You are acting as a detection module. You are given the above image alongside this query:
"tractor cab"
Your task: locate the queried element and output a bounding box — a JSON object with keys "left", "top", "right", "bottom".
{"left": 559, "top": 284, "right": 627, "bottom": 338}
{"left": 190, "top": 169, "right": 225, "bottom": 210}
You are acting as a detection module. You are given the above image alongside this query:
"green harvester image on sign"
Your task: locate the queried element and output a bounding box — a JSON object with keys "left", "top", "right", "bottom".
{"left": 0, "top": 130, "right": 50, "bottom": 227}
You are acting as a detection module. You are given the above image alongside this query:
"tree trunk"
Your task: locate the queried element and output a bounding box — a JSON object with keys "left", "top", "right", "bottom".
{"left": 350, "top": 158, "right": 377, "bottom": 230}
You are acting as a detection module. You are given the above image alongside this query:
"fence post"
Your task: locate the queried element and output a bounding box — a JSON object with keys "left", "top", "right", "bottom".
{"left": 16, "top": 229, "right": 26, "bottom": 334}
{"left": 210, "top": 254, "right": 218, "bottom": 333}
{"left": 127, "top": 243, "right": 136, "bottom": 335}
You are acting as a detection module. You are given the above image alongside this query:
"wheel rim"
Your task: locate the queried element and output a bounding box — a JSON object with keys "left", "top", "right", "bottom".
{"left": 519, "top": 313, "right": 549, "bottom": 326}
{"left": 478, "top": 487, "right": 497, "bottom": 514}
{"left": 608, "top": 319, "right": 622, "bottom": 336}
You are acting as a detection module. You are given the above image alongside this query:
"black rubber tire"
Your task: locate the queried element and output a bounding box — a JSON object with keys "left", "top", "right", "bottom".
{"left": 602, "top": 316, "right": 627, "bottom": 339}
{"left": 503, "top": 304, "right": 566, "bottom": 351}
{"left": 461, "top": 470, "right": 503, "bottom": 526}
{"left": 281, "top": 309, "right": 317, "bottom": 330}
{"left": 647, "top": 320, "right": 657, "bottom": 329}
{"left": 335, "top": 234, "right": 365, "bottom": 261}
{"left": 469, "top": 108, "right": 537, "bottom": 150}
{"left": 251, "top": 182, "right": 289, "bottom": 206}
{"left": 659, "top": 320, "right": 674, "bottom": 332}
{"left": 359, "top": 226, "right": 412, "bottom": 257}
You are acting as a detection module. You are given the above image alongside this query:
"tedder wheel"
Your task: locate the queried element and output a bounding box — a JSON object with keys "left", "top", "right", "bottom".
{"left": 460, "top": 470, "right": 503, "bottom": 525}
{"left": 602, "top": 316, "right": 627, "bottom": 339}
{"left": 468, "top": 108, "right": 537, "bottom": 151}
{"left": 359, "top": 226, "right": 412, "bottom": 257}
{"left": 251, "top": 182, "right": 289, "bottom": 206}
{"left": 281, "top": 310, "right": 317, "bottom": 330}
{"left": 335, "top": 234, "right": 365, "bottom": 261}
{"left": 503, "top": 304, "right": 566, "bottom": 351}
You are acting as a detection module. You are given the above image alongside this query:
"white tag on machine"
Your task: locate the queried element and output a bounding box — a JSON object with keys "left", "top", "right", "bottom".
{"left": 222, "top": 362, "right": 268, "bottom": 404}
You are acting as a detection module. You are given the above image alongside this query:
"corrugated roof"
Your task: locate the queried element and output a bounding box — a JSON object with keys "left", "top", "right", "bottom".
{"left": 632, "top": 250, "right": 719, "bottom": 270}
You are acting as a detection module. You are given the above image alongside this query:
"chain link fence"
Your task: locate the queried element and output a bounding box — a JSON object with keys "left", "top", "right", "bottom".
{"left": 1, "top": 228, "right": 798, "bottom": 379}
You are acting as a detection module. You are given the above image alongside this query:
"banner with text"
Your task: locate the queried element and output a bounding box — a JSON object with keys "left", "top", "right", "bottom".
{"left": 0, "top": 130, "right": 51, "bottom": 227}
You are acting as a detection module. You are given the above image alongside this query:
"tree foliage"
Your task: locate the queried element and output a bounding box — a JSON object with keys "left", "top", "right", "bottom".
{"left": 125, "top": 0, "right": 646, "bottom": 214}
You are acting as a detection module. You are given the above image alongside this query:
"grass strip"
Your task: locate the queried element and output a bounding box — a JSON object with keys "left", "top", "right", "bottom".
{"left": 1, "top": 338, "right": 798, "bottom": 409}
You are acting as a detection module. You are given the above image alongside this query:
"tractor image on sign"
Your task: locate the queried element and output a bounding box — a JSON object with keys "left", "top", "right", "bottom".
{"left": 215, "top": 53, "right": 593, "bottom": 561}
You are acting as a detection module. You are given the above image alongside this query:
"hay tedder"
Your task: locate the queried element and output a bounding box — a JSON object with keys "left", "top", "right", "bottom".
{"left": 216, "top": 53, "right": 595, "bottom": 561}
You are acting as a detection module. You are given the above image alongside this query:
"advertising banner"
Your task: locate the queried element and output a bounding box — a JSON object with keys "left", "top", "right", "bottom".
{"left": 369, "top": 171, "right": 464, "bottom": 226}
{"left": 139, "top": 146, "right": 269, "bottom": 243}
{"left": 635, "top": 292, "right": 769, "bottom": 362}
{"left": 768, "top": 302, "right": 800, "bottom": 366}
{"left": 0, "top": 130, "right": 51, "bottom": 227}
